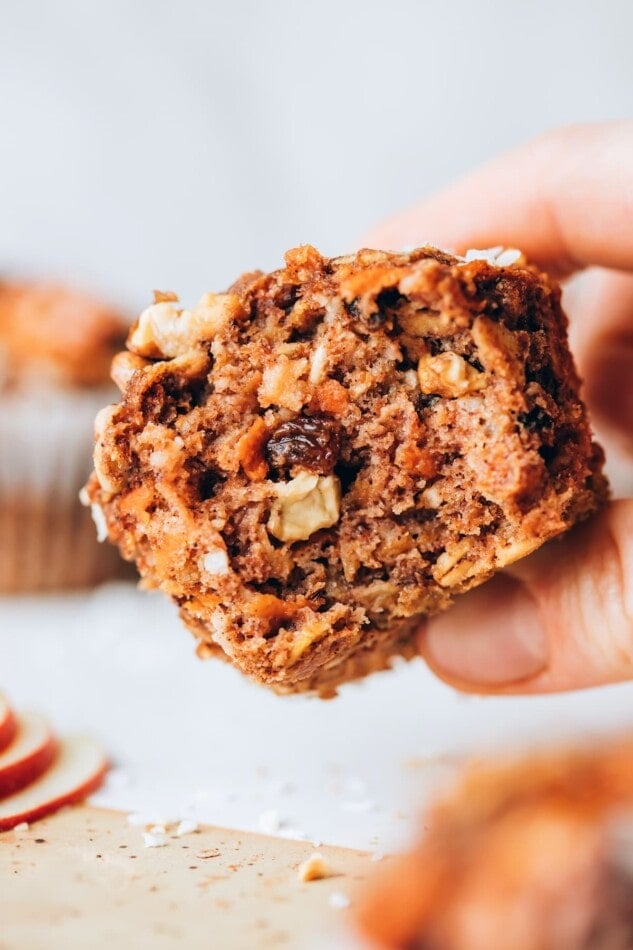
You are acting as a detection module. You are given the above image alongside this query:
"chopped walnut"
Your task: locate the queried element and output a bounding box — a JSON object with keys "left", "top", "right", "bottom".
{"left": 128, "top": 293, "right": 237, "bottom": 359}
{"left": 495, "top": 536, "right": 543, "bottom": 568}
{"left": 111, "top": 351, "right": 150, "bottom": 392}
{"left": 267, "top": 472, "right": 341, "bottom": 542}
{"left": 432, "top": 539, "right": 478, "bottom": 587}
{"left": 398, "top": 308, "right": 452, "bottom": 337}
{"left": 417, "top": 351, "right": 485, "bottom": 398}
{"left": 471, "top": 316, "right": 520, "bottom": 379}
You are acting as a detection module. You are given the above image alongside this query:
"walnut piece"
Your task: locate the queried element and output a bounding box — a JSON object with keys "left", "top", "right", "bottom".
{"left": 267, "top": 471, "right": 341, "bottom": 542}
{"left": 417, "top": 351, "right": 485, "bottom": 398}
{"left": 111, "top": 351, "right": 150, "bottom": 392}
{"left": 128, "top": 293, "right": 236, "bottom": 359}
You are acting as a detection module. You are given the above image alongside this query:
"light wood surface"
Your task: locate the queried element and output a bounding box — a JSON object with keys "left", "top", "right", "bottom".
{"left": 0, "top": 804, "right": 374, "bottom": 949}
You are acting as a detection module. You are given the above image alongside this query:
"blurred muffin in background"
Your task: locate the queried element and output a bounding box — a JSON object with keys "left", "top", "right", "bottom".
{"left": 0, "top": 280, "right": 132, "bottom": 592}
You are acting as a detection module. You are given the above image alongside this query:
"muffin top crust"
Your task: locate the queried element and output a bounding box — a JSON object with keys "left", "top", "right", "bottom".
{"left": 0, "top": 281, "right": 129, "bottom": 389}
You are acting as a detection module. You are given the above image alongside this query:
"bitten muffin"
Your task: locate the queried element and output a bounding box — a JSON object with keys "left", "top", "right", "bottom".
{"left": 355, "top": 737, "right": 633, "bottom": 949}
{"left": 84, "top": 245, "right": 607, "bottom": 694}
{"left": 0, "top": 281, "right": 130, "bottom": 591}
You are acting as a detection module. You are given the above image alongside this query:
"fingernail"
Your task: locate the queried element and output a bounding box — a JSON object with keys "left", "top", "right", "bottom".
{"left": 423, "top": 574, "right": 548, "bottom": 687}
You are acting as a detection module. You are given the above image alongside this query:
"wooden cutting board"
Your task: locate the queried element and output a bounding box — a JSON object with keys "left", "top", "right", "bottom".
{"left": 0, "top": 804, "right": 374, "bottom": 949}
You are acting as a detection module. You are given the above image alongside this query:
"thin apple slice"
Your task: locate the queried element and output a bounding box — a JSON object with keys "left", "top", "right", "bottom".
{"left": 0, "top": 695, "right": 17, "bottom": 753}
{"left": 0, "top": 712, "right": 58, "bottom": 798}
{"left": 0, "top": 736, "right": 107, "bottom": 831}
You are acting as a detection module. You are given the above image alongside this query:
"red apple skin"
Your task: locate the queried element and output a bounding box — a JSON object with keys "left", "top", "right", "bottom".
{"left": 0, "top": 707, "right": 17, "bottom": 753}
{"left": 0, "top": 749, "right": 108, "bottom": 831}
{"left": 0, "top": 734, "right": 58, "bottom": 798}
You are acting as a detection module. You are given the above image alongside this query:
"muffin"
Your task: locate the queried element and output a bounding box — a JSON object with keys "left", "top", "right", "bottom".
{"left": 0, "top": 280, "right": 130, "bottom": 591}
{"left": 355, "top": 736, "right": 633, "bottom": 949}
{"left": 83, "top": 245, "right": 607, "bottom": 695}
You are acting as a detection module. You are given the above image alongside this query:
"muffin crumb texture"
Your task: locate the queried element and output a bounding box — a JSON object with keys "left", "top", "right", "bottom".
{"left": 85, "top": 245, "right": 607, "bottom": 694}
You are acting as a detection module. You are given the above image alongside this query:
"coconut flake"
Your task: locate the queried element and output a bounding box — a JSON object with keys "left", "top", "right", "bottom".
{"left": 328, "top": 891, "right": 351, "bottom": 909}
{"left": 176, "top": 819, "right": 198, "bottom": 837}
{"left": 494, "top": 247, "right": 522, "bottom": 267}
{"left": 90, "top": 504, "right": 108, "bottom": 543}
{"left": 143, "top": 832, "right": 166, "bottom": 848}
{"left": 202, "top": 549, "right": 230, "bottom": 576}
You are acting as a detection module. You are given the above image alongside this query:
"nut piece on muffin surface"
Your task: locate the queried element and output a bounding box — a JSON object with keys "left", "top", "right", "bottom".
{"left": 83, "top": 245, "right": 607, "bottom": 695}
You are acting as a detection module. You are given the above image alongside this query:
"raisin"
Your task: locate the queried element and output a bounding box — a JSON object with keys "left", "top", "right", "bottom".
{"left": 274, "top": 283, "right": 300, "bottom": 311}
{"left": 518, "top": 406, "right": 552, "bottom": 431}
{"left": 376, "top": 287, "right": 404, "bottom": 310}
{"left": 416, "top": 392, "right": 440, "bottom": 412}
{"left": 367, "top": 311, "right": 388, "bottom": 329}
{"left": 265, "top": 415, "right": 340, "bottom": 475}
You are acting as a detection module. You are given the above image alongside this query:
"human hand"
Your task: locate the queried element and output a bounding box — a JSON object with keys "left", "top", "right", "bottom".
{"left": 365, "top": 121, "right": 633, "bottom": 694}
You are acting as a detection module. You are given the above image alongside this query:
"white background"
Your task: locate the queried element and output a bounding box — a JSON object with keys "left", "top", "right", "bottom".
{"left": 2, "top": 0, "right": 633, "bottom": 852}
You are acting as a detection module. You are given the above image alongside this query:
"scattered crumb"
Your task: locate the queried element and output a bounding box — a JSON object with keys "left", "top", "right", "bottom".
{"left": 370, "top": 851, "right": 384, "bottom": 862}
{"left": 258, "top": 809, "right": 281, "bottom": 835}
{"left": 143, "top": 832, "right": 167, "bottom": 849}
{"left": 176, "top": 819, "right": 198, "bottom": 837}
{"left": 195, "top": 848, "right": 221, "bottom": 860}
{"left": 149, "top": 824, "right": 166, "bottom": 835}
{"left": 34, "top": 838, "right": 46, "bottom": 844}
{"left": 328, "top": 891, "right": 351, "bottom": 910}
{"left": 297, "top": 852, "right": 332, "bottom": 883}
{"left": 312, "top": 839, "right": 322, "bottom": 848}
{"left": 13, "top": 823, "right": 29, "bottom": 832}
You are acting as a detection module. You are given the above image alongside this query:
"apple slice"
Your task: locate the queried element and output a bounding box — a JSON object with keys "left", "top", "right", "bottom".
{"left": 0, "top": 712, "right": 58, "bottom": 798}
{"left": 0, "top": 736, "right": 107, "bottom": 831}
{"left": 0, "top": 695, "right": 17, "bottom": 753}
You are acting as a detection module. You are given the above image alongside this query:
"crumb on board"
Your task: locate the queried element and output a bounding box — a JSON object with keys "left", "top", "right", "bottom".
{"left": 143, "top": 832, "right": 167, "bottom": 849}
{"left": 328, "top": 891, "right": 351, "bottom": 909}
{"left": 297, "top": 852, "right": 332, "bottom": 883}
{"left": 176, "top": 819, "right": 199, "bottom": 837}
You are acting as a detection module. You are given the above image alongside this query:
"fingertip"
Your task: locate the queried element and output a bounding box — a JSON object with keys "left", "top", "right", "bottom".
{"left": 420, "top": 574, "right": 549, "bottom": 691}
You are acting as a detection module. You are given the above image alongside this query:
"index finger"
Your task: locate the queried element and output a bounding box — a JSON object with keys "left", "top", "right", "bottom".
{"left": 363, "top": 122, "right": 633, "bottom": 278}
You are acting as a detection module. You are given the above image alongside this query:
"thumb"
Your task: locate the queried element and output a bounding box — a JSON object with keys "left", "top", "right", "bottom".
{"left": 420, "top": 500, "right": 633, "bottom": 694}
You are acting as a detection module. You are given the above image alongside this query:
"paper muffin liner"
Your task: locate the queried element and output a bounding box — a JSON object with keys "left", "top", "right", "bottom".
{"left": 0, "top": 387, "right": 130, "bottom": 592}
